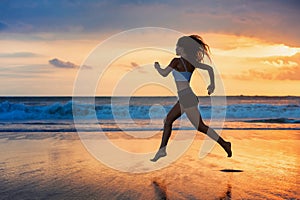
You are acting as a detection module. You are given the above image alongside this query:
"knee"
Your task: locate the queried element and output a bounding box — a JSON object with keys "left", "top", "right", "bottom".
{"left": 197, "top": 122, "right": 208, "bottom": 133}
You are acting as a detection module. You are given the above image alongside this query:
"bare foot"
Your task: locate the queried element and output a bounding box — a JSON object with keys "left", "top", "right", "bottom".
{"left": 224, "top": 142, "right": 232, "bottom": 157}
{"left": 150, "top": 148, "right": 167, "bottom": 162}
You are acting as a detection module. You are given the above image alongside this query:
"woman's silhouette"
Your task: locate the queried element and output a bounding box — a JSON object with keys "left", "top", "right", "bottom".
{"left": 151, "top": 35, "right": 232, "bottom": 162}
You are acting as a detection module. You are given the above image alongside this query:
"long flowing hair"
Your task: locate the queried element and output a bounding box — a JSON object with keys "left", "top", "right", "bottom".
{"left": 177, "top": 35, "right": 211, "bottom": 62}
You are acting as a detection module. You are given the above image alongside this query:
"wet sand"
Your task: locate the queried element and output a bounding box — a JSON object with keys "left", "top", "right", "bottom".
{"left": 0, "top": 130, "right": 299, "bottom": 199}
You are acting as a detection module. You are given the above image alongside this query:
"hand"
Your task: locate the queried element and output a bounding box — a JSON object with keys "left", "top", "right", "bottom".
{"left": 207, "top": 84, "right": 215, "bottom": 95}
{"left": 154, "top": 61, "right": 160, "bottom": 69}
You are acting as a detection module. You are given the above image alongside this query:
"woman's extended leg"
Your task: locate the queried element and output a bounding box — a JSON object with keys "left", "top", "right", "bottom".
{"left": 184, "top": 106, "right": 232, "bottom": 157}
{"left": 150, "top": 101, "right": 183, "bottom": 162}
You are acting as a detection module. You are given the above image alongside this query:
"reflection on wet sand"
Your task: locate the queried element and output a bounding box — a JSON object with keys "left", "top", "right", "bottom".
{"left": 219, "top": 184, "right": 232, "bottom": 200}
{"left": 152, "top": 180, "right": 168, "bottom": 200}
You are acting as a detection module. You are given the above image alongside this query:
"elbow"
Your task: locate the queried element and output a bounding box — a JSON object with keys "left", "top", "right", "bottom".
{"left": 206, "top": 65, "right": 212, "bottom": 71}
{"left": 157, "top": 72, "right": 167, "bottom": 77}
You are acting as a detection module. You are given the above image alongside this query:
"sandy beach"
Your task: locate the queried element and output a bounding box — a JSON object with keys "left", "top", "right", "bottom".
{"left": 0, "top": 130, "right": 299, "bottom": 199}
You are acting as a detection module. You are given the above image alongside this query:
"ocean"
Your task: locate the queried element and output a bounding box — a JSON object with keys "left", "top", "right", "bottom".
{"left": 0, "top": 96, "right": 299, "bottom": 134}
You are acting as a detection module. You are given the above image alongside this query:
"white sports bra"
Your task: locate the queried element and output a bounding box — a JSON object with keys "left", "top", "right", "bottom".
{"left": 172, "top": 57, "right": 192, "bottom": 82}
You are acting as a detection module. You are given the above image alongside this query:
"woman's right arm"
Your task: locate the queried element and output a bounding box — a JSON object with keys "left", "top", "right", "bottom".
{"left": 195, "top": 62, "right": 215, "bottom": 95}
{"left": 154, "top": 58, "right": 177, "bottom": 77}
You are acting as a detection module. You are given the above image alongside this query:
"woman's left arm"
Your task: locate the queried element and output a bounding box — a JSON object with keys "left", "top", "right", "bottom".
{"left": 195, "top": 63, "right": 215, "bottom": 95}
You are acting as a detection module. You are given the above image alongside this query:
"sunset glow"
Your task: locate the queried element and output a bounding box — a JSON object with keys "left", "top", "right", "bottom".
{"left": 0, "top": 1, "right": 299, "bottom": 96}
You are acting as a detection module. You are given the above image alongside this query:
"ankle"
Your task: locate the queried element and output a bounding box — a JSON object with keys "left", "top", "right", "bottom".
{"left": 159, "top": 147, "right": 166, "bottom": 153}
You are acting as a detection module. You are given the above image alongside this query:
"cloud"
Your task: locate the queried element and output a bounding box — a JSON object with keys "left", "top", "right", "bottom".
{"left": 131, "top": 62, "right": 147, "bottom": 73}
{"left": 262, "top": 60, "right": 298, "bottom": 67}
{"left": 232, "top": 64, "right": 300, "bottom": 81}
{"left": 49, "top": 58, "right": 77, "bottom": 68}
{"left": 118, "top": 62, "right": 140, "bottom": 70}
{"left": 1, "top": 0, "right": 300, "bottom": 45}
{"left": 214, "top": 43, "right": 300, "bottom": 58}
{"left": 130, "top": 62, "right": 139, "bottom": 68}
{"left": 230, "top": 52, "right": 300, "bottom": 80}
{"left": 117, "top": 61, "right": 147, "bottom": 73}
{"left": 49, "top": 58, "right": 92, "bottom": 69}
{"left": 232, "top": 69, "right": 273, "bottom": 80}
{"left": 275, "top": 65, "right": 300, "bottom": 80}
{"left": 0, "top": 52, "right": 41, "bottom": 58}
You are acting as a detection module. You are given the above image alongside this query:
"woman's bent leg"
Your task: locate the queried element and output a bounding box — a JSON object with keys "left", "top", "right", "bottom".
{"left": 184, "top": 106, "right": 232, "bottom": 157}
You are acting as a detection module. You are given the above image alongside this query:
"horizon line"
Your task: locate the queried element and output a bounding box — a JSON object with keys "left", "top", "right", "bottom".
{"left": 0, "top": 95, "right": 299, "bottom": 98}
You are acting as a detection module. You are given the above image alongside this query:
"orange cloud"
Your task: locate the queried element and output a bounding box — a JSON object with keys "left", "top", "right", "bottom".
{"left": 275, "top": 65, "right": 300, "bottom": 80}
{"left": 114, "top": 61, "right": 148, "bottom": 74}
{"left": 262, "top": 60, "right": 298, "bottom": 67}
{"left": 233, "top": 64, "right": 300, "bottom": 81}
{"left": 230, "top": 53, "right": 300, "bottom": 80}
{"left": 130, "top": 62, "right": 139, "bottom": 68}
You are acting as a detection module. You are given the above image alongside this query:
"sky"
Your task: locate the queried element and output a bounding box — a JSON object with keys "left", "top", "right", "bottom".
{"left": 0, "top": 0, "right": 300, "bottom": 96}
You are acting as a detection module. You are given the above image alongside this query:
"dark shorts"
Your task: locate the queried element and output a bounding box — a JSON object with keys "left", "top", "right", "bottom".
{"left": 177, "top": 87, "right": 199, "bottom": 109}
